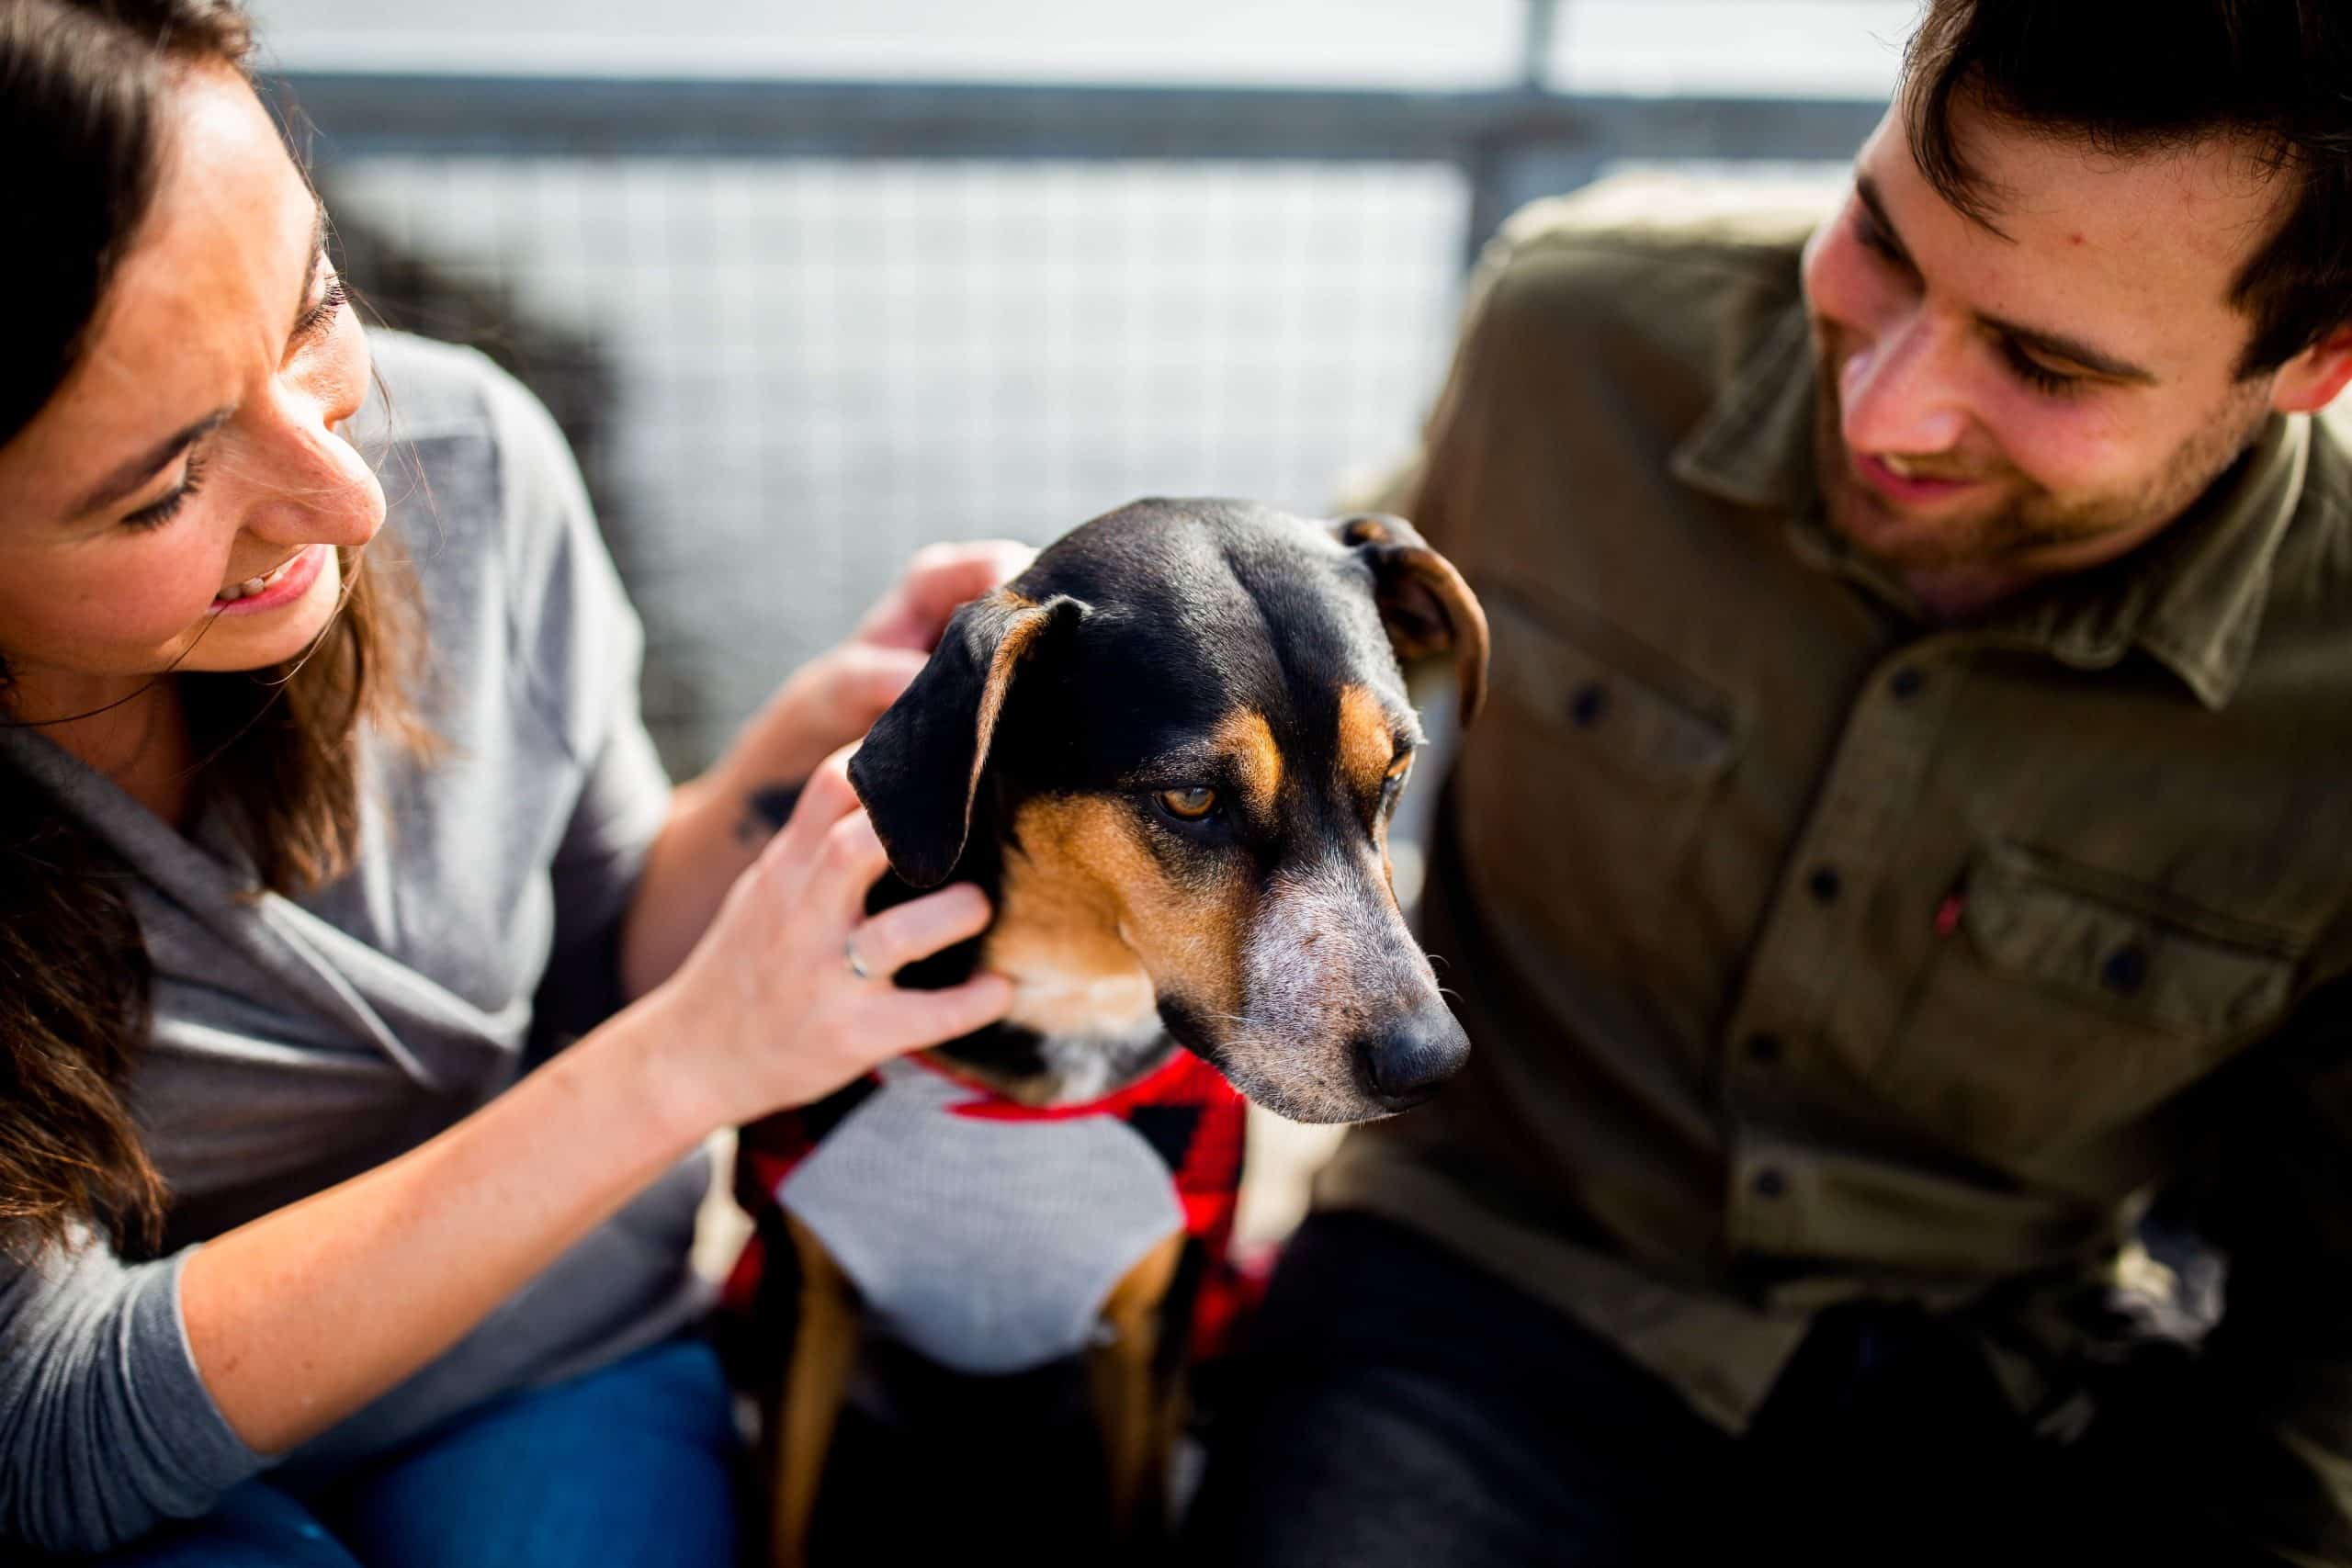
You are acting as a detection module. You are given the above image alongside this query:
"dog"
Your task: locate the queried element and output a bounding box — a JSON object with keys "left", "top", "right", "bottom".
{"left": 728, "top": 498, "right": 1488, "bottom": 1564}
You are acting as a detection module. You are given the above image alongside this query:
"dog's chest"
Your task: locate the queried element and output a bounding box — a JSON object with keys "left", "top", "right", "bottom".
{"left": 761, "top": 1053, "right": 1246, "bottom": 1374}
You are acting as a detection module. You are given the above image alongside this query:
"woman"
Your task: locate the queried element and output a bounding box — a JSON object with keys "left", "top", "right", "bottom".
{"left": 0, "top": 0, "right": 1017, "bottom": 1561}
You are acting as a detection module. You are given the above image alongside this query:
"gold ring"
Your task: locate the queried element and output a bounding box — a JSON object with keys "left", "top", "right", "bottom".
{"left": 844, "top": 938, "right": 873, "bottom": 981}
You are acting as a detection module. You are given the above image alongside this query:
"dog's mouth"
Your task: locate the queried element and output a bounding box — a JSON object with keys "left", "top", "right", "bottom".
{"left": 1157, "top": 999, "right": 1467, "bottom": 1124}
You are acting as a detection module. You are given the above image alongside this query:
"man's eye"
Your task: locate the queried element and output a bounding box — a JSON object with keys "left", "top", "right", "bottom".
{"left": 1157, "top": 786, "right": 1218, "bottom": 821}
{"left": 2000, "top": 339, "right": 2087, "bottom": 399}
{"left": 1854, "top": 209, "right": 1908, "bottom": 270}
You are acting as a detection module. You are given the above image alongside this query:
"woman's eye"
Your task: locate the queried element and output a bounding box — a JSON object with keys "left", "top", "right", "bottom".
{"left": 121, "top": 453, "right": 207, "bottom": 532}
{"left": 1157, "top": 786, "right": 1218, "bottom": 821}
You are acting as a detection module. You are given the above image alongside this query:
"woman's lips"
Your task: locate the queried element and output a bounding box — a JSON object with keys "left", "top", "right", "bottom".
{"left": 210, "top": 545, "right": 324, "bottom": 616}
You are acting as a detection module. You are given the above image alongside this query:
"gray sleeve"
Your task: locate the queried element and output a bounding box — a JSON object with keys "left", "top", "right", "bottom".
{"left": 477, "top": 358, "right": 674, "bottom": 1031}
{"left": 0, "top": 1235, "right": 263, "bottom": 1555}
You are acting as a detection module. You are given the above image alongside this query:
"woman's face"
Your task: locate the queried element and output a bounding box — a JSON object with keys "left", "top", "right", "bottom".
{"left": 0, "top": 63, "right": 381, "bottom": 718}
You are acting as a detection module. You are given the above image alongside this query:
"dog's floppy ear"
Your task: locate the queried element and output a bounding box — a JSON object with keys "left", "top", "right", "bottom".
{"left": 849, "top": 590, "right": 1087, "bottom": 887}
{"left": 1335, "top": 513, "right": 1490, "bottom": 725}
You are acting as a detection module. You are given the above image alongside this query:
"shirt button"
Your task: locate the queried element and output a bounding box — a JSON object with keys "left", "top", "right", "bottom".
{"left": 1890, "top": 667, "right": 1925, "bottom": 700}
{"left": 1753, "top": 1168, "right": 1788, "bottom": 1199}
{"left": 1807, "top": 865, "right": 1842, "bottom": 904}
{"left": 1568, "top": 682, "right": 1609, "bottom": 728}
{"left": 1746, "top": 1032, "right": 1783, "bottom": 1066}
{"left": 2101, "top": 943, "right": 2150, "bottom": 996}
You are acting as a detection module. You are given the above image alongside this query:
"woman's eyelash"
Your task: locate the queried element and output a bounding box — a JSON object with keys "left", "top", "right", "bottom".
{"left": 121, "top": 451, "right": 207, "bottom": 532}
{"left": 293, "top": 276, "right": 348, "bottom": 344}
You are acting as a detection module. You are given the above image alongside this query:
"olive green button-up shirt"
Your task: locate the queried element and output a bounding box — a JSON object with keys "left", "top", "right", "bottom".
{"left": 1320, "top": 179, "right": 2352, "bottom": 1562}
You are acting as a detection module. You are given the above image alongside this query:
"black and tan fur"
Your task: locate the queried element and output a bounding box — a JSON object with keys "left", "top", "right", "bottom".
{"left": 760, "top": 498, "right": 1487, "bottom": 1564}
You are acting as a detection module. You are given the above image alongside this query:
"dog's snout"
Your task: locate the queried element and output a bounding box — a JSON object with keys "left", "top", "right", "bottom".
{"left": 1357, "top": 1011, "right": 1471, "bottom": 1112}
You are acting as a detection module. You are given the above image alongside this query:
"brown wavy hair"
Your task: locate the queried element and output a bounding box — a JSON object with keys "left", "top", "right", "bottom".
{"left": 0, "top": 0, "right": 422, "bottom": 1258}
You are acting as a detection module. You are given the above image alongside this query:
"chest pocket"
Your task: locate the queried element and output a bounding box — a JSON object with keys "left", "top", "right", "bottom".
{"left": 1453, "top": 588, "right": 1739, "bottom": 978}
{"left": 1880, "top": 840, "right": 2301, "bottom": 1158}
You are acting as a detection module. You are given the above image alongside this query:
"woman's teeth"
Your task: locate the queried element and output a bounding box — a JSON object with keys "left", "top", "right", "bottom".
{"left": 215, "top": 551, "right": 300, "bottom": 603}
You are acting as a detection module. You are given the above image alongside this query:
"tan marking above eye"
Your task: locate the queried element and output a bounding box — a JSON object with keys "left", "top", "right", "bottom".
{"left": 1212, "top": 710, "right": 1283, "bottom": 817}
{"left": 1159, "top": 786, "right": 1218, "bottom": 819}
{"left": 1338, "top": 683, "right": 1400, "bottom": 798}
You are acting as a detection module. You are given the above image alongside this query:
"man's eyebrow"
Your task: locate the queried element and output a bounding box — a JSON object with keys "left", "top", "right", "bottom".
{"left": 1854, "top": 176, "right": 1917, "bottom": 269}
{"left": 290, "top": 197, "right": 328, "bottom": 337}
{"left": 1981, "top": 313, "right": 2159, "bottom": 385}
{"left": 1856, "top": 174, "right": 2158, "bottom": 387}
{"left": 73, "top": 410, "right": 232, "bottom": 516}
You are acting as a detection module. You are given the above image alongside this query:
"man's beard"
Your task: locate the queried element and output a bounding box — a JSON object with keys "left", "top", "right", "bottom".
{"left": 1810, "top": 350, "right": 2271, "bottom": 577}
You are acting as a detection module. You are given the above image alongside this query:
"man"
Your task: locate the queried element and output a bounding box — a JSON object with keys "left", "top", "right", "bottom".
{"left": 1188, "top": 4, "right": 2352, "bottom": 1564}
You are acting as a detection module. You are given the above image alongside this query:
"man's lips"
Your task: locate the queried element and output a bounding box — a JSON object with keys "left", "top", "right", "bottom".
{"left": 1851, "top": 450, "right": 1989, "bottom": 508}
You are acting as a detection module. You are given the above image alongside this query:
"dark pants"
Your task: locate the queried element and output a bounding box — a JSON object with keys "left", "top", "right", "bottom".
{"left": 1183, "top": 1212, "right": 2163, "bottom": 1568}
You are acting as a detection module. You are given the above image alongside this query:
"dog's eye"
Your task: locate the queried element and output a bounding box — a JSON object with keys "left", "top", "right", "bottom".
{"left": 1382, "top": 756, "right": 1412, "bottom": 795}
{"left": 1158, "top": 786, "right": 1219, "bottom": 821}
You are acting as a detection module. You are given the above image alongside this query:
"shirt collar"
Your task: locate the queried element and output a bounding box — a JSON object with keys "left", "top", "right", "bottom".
{"left": 1669, "top": 296, "right": 2312, "bottom": 710}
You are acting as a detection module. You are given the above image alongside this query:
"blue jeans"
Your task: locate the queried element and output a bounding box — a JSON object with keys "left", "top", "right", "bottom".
{"left": 97, "top": 1337, "right": 740, "bottom": 1568}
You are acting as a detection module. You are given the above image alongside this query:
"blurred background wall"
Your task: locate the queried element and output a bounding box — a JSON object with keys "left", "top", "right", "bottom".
{"left": 250, "top": 0, "right": 1912, "bottom": 1250}
{"left": 254, "top": 0, "right": 1908, "bottom": 774}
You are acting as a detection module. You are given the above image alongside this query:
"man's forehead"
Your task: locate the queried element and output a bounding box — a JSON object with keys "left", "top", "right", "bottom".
{"left": 1860, "top": 103, "right": 2284, "bottom": 364}
{"left": 1878, "top": 98, "right": 2289, "bottom": 287}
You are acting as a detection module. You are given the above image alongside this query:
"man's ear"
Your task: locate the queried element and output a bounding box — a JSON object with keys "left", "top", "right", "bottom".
{"left": 848, "top": 590, "right": 1088, "bottom": 887}
{"left": 1334, "top": 513, "right": 1490, "bottom": 725}
{"left": 2271, "top": 324, "right": 2352, "bottom": 416}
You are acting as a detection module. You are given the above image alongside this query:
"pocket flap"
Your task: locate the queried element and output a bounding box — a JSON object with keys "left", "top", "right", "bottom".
{"left": 1485, "top": 590, "right": 1738, "bottom": 781}
{"left": 1963, "top": 842, "right": 2299, "bottom": 1038}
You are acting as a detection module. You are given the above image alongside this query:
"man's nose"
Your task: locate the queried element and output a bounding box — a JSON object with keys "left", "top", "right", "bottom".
{"left": 1838, "top": 312, "right": 1969, "bottom": 458}
{"left": 1354, "top": 1007, "right": 1472, "bottom": 1112}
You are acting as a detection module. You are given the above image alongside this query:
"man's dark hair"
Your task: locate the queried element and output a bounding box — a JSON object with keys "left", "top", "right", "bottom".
{"left": 1904, "top": 0, "right": 2352, "bottom": 378}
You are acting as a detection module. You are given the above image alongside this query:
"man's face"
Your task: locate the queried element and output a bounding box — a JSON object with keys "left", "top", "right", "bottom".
{"left": 1799, "top": 99, "right": 2296, "bottom": 606}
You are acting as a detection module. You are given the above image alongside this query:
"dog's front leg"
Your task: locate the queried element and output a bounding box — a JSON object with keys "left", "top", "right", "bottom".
{"left": 1088, "top": 1228, "right": 1188, "bottom": 1540}
{"left": 772, "top": 1213, "right": 858, "bottom": 1568}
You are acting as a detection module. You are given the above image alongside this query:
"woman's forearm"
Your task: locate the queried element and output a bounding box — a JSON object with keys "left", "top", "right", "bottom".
{"left": 619, "top": 760, "right": 784, "bottom": 1002}
{"left": 178, "top": 994, "right": 707, "bottom": 1456}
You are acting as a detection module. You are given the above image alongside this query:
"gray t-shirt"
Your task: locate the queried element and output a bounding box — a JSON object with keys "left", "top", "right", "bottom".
{"left": 0, "top": 333, "right": 710, "bottom": 1555}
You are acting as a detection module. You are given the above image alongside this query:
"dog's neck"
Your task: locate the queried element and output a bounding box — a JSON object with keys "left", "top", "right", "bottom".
{"left": 926, "top": 820, "right": 1178, "bottom": 1107}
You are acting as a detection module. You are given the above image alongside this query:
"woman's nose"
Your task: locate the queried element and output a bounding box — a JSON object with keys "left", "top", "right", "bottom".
{"left": 238, "top": 388, "right": 385, "bottom": 550}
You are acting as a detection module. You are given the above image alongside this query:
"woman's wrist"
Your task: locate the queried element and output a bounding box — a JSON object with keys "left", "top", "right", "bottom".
{"left": 590, "top": 986, "right": 736, "bottom": 1154}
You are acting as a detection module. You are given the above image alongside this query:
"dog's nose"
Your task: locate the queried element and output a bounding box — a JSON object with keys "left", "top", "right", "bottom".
{"left": 1357, "top": 1012, "right": 1471, "bottom": 1111}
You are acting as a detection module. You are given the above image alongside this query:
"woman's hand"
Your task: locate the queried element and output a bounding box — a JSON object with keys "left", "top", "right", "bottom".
{"left": 620, "top": 539, "right": 1035, "bottom": 1000}
{"left": 740, "top": 540, "right": 1036, "bottom": 783}
{"left": 639, "top": 749, "right": 1013, "bottom": 1134}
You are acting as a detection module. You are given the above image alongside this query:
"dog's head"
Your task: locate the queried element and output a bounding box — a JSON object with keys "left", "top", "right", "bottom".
{"left": 848, "top": 498, "right": 1487, "bottom": 1123}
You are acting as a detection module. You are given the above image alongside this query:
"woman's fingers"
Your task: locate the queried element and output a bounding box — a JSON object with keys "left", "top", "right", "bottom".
{"left": 864, "top": 972, "right": 1015, "bottom": 1053}
{"left": 814, "top": 810, "right": 893, "bottom": 922}
{"left": 855, "top": 539, "right": 1037, "bottom": 651}
{"left": 763, "top": 749, "right": 861, "bottom": 871}
{"left": 847, "top": 882, "right": 993, "bottom": 977}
